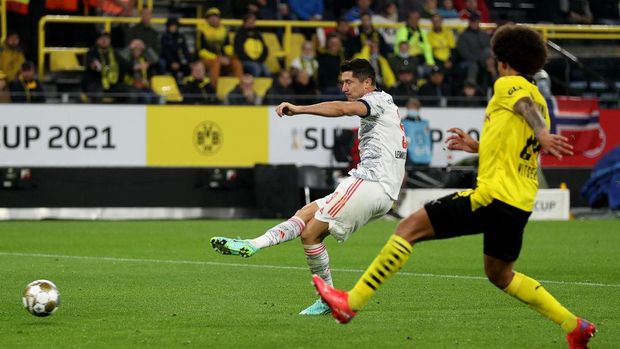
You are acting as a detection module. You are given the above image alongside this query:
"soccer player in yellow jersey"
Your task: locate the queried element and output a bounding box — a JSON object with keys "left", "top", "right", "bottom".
{"left": 314, "top": 24, "right": 597, "bottom": 348}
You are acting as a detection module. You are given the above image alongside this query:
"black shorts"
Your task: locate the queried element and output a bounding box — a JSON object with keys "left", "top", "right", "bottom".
{"left": 424, "top": 192, "right": 531, "bottom": 262}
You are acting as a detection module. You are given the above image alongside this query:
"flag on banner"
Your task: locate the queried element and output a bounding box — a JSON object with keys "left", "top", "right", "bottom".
{"left": 546, "top": 96, "right": 606, "bottom": 159}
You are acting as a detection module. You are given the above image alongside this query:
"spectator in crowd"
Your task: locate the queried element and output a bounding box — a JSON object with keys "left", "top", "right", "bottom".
{"left": 388, "top": 41, "right": 418, "bottom": 80}
{"left": 357, "top": 12, "right": 390, "bottom": 57}
{"left": 395, "top": 10, "right": 436, "bottom": 71}
{"left": 329, "top": 17, "right": 361, "bottom": 59}
{"left": 421, "top": 0, "right": 439, "bottom": 19}
{"left": 456, "top": 13, "right": 490, "bottom": 85}
{"left": 181, "top": 61, "right": 217, "bottom": 105}
{"left": 234, "top": 13, "right": 270, "bottom": 77}
{"left": 264, "top": 70, "right": 296, "bottom": 105}
{"left": 389, "top": 66, "right": 418, "bottom": 106}
{"left": 291, "top": 41, "right": 319, "bottom": 84}
{"left": 438, "top": 0, "right": 459, "bottom": 19}
{"left": 254, "top": 0, "right": 281, "bottom": 20}
{"left": 228, "top": 73, "right": 259, "bottom": 105}
{"left": 276, "top": 2, "right": 294, "bottom": 21}
{"left": 98, "top": 0, "right": 136, "bottom": 47}
{"left": 292, "top": 69, "right": 319, "bottom": 104}
{"left": 0, "top": 70, "right": 11, "bottom": 103}
{"left": 418, "top": 65, "right": 450, "bottom": 106}
{"left": 371, "top": 1, "right": 399, "bottom": 48}
{"left": 120, "top": 38, "right": 160, "bottom": 103}
{"left": 125, "top": 8, "right": 160, "bottom": 54}
{"left": 344, "top": 0, "right": 374, "bottom": 22}
{"left": 9, "top": 61, "right": 46, "bottom": 103}
{"left": 6, "top": 0, "right": 35, "bottom": 59}
{"left": 404, "top": 97, "right": 423, "bottom": 121}
{"left": 561, "top": 0, "right": 593, "bottom": 24}
{"left": 231, "top": 0, "right": 259, "bottom": 18}
{"left": 199, "top": 7, "right": 243, "bottom": 88}
{"left": 101, "top": 0, "right": 135, "bottom": 16}
{"left": 82, "top": 32, "right": 129, "bottom": 103}
{"left": 316, "top": 33, "right": 346, "bottom": 95}
{"left": 354, "top": 39, "right": 396, "bottom": 89}
{"left": 428, "top": 14, "right": 455, "bottom": 70}
{"left": 479, "top": 53, "right": 498, "bottom": 95}
{"left": 402, "top": 97, "right": 432, "bottom": 166}
{"left": 451, "top": 79, "right": 485, "bottom": 107}
{"left": 288, "top": 0, "right": 323, "bottom": 38}
{"left": 455, "top": 0, "right": 489, "bottom": 22}
{"left": 161, "top": 17, "right": 191, "bottom": 81}
{"left": 0, "top": 31, "right": 26, "bottom": 82}
{"left": 589, "top": 0, "right": 620, "bottom": 25}
{"left": 230, "top": 0, "right": 283, "bottom": 20}
{"left": 289, "top": 0, "right": 324, "bottom": 20}
{"left": 397, "top": 0, "right": 419, "bottom": 21}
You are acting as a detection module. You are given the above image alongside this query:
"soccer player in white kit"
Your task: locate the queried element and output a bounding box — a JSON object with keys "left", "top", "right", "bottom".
{"left": 210, "top": 58, "right": 407, "bottom": 315}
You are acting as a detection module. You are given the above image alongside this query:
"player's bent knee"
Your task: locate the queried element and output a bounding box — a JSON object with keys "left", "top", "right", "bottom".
{"left": 300, "top": 219, "right": 329, "bottom": 245}
{"left": 394, "top": 210, "right": 434, "bottom": 244}
{"left": 295, "top": 202, "right": 319, "bottom": 222}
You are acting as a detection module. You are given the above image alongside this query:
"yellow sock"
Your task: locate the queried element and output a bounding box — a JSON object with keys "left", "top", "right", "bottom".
{"left": 503, "top": 272, "right": 578, "bottom": 333}
{"left": 348, "top": 234, "right": 412, "bottom": 310}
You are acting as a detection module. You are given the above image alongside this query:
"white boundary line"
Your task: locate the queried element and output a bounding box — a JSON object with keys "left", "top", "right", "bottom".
{"left": 1, "top": 252, "right": 619, "bottom": 288}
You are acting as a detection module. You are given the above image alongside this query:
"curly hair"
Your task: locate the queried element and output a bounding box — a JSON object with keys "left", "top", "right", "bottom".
{"left": 491, "top": 24, "right": 547, "bottom": 76}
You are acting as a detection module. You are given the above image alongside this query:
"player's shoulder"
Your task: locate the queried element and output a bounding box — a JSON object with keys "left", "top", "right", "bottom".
{"left": 361, "top": 89, "right": 394, "bottom": 105}
{"left": 493, "top": 75, "right": 536, "bottom": 97}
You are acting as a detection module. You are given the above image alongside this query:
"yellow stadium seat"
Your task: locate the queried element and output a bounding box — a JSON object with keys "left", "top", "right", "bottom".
{"left": 151, "top": 75, "right": 183, "bottom": 103}
{"left": 286, "top": 33, "right": 306, "bottom": 69}
{"left": 50, "top": 51, "right": 84, "bottom": 72}
{"left": 262, "top": 32, "right": 282, "bottom": 74}
{"left": 216, "top": 76, "right": 240, "bottom": 101}
{"left": 253, "top": 77, "right": 273, "bottom": 97}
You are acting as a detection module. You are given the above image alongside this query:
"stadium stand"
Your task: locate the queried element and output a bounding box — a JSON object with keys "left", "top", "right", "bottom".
{"left": 0, "top": 0, "right": 617, "bottom": 106}
{"left": 150, "top": 74, "right": 182, "bottom": 103}
{"left": 215, "top": 76, "right": 239, "bottom": 102}
{"left": 253, "top": 76, "right": 273, "bottom": 98}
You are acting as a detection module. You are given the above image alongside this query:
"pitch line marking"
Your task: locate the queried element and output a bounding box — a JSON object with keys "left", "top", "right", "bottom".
{"left": 1, "top": 251, "right": 619, "bottom": 288}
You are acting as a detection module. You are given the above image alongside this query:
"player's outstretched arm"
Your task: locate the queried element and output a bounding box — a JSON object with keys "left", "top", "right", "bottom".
{"left": 514, "top": 97, "right": 574, "bottom": 160}
{"left": 446, "top": 128, "right": 479, "bottom": 153}
{"left": 275, "top": 101, "right": 367, "bottom": 118}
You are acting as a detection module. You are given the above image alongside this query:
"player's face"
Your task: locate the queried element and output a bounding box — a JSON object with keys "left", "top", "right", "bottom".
{"left": 340, "top": 71, "right": 366, "bottom": 100}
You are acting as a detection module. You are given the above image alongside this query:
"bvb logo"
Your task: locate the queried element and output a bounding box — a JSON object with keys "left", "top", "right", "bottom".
{"left": 193, "top": 121, "right": 223, "bottom": 155}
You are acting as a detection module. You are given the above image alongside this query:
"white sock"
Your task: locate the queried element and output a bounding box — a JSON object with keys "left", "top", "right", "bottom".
{"left": 249, "top": 216, "right": 305, "bottom": 249}
{"left": 304, "top": 243, "right": 333, "bottom": 286}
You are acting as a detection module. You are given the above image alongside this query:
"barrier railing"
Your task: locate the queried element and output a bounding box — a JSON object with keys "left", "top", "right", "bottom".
{"left": 37, "top": 15, "right": 620, "bottom": 79}
{"left": 0, "top": 0, "right": 152, "bottom": 43}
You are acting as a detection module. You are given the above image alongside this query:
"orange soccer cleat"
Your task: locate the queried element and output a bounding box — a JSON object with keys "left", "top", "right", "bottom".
{"left": 566, "top": 318, "right": 597, "bottom": 349}
{"left": 312, "top": 275, "right": 357, "bottom": 324}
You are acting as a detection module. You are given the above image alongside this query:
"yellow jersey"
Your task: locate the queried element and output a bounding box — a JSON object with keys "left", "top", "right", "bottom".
{"left": 427, "top": 28, "right": 455, "bottom": 62}
{"left": 470, "top": 75, "right": 550, "bottom": 212}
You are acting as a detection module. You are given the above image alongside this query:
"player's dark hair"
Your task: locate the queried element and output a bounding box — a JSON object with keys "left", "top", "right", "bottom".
{"left": 340, "top": 59, "right": 376, "bottom": 85}
{"left": 491, "top": 24, "right": 547, "bottom": 76}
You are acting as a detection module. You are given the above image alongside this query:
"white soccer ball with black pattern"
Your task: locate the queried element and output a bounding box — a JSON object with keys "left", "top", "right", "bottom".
{"left": 22, "top": 280, "right": 60, "bottom": 317}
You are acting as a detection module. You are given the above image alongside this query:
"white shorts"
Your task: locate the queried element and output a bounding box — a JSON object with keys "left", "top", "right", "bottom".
{"left": 315, "top": 176, "right": 393, "bottom": 242}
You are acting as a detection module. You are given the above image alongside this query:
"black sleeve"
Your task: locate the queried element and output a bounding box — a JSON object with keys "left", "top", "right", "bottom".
{"left": 357, "top": 99, "right": 371, "bottom": 118}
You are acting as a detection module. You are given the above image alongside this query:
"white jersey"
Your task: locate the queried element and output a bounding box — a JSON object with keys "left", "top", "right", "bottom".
{"left": 349, "top": 90, "right": 406, "bottom": 200}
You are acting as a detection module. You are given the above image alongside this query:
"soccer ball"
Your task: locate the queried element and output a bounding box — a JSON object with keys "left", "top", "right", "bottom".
{"left": 22, "top": 280, "right": 60, "bottom": 317}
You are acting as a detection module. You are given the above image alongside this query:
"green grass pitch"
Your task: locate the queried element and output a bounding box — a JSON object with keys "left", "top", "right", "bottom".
{"left": 1, "top": 219, "right": 618, "bottom": 348}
